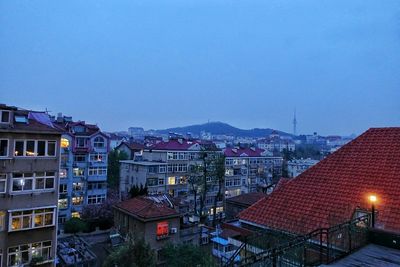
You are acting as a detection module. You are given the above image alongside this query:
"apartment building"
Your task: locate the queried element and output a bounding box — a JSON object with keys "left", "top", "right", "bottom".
{"left": 53, "top": 114, "right": 110, "bottom": 223}
{"left": 119, "top": 138, "right": 224, "bottom": 219}
{"left": 287, "top": 158, "right": 319, "bottom": 178}
{"left": 0, "top": 105, "right": 61, "bottom": 267}
{"left": 224, "top": 147, "right": 283, "bottom": 197}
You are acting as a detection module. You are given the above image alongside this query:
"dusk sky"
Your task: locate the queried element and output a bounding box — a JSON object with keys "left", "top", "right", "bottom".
{"left": 1, "top": 0, "right": 399, "bottom": 136}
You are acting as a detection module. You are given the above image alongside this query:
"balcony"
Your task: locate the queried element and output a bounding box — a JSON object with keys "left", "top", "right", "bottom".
{"left": 87, "top": 175, "right": 107, "bottom": 182}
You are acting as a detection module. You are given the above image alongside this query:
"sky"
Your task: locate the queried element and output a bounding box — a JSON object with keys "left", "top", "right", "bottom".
{"left": 0, "top": 0, "right": 399, "bottom": 136}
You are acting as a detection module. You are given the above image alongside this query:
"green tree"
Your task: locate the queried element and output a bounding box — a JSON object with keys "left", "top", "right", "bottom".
{"left": 212, "top": 155, "right": 225, "bottom": 226}
{"left": 162, "top": 243, "right": 217, "bottom": 267}
{"left": 103, "top": 239, "right": 156, "bottom": 267}
{"left": 128, "top": 184, "right": 148, "bottom": 198}
{"left": 107, "top": 149, "right": 128, "bottom": 189}
{"left": 63, "top": 218, "right": 89, "bottom": 233}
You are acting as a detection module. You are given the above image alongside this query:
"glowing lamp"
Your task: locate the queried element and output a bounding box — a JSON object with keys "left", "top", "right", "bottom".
{"left": 369, "top": 195, "right": 377, "bottom": 203}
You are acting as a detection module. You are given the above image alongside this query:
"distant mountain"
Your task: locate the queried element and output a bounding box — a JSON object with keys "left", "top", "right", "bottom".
{"left": 156, "top": 122, "right": 292, "bottom": 138}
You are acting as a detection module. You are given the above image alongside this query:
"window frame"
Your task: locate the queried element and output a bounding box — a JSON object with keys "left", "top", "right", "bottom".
{"left": 10, "top": 172, "right": 55, "bottom": 194}
{"left": 0, "top": 174, "right": 6, "bottom": 194}
{"left": 0, "top": 110, "right": 10, "bottom": 124}
{"left": 0, "top": 139, "right": 9, "bottom": 157}
{"left": 8, "top": 207, "right": 55, "bottom": 232}
{"left": 13, "top": 140, "right": 57, "bottom": 158}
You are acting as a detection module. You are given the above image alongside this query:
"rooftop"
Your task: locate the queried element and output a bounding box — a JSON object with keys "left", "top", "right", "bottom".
{"left": 226, "top": 192, "right": 267, "bottom": 207}
{"left": 322, "top": 244, "right": 400, "bottom": 267}
{"left": 119, "top": 160, "right": 166, "bottom": 166}
{"left": 239, "top": 127, "right": 400, "bottom": 235}
{"left": 224, "top": 147, "right": 268, "bottom": 157}
{"left": 114, "top": 196, "right": 180, "bottom": 221}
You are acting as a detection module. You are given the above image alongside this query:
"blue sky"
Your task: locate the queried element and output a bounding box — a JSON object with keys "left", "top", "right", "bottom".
{"left": 1, "top": 0, "right": 399, "bottom": 135}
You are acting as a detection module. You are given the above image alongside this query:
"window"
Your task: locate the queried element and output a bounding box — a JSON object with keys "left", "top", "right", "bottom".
{"left": 87, "top": 194, "right": 106, "bottom": 204}
{"left": 159, "top": 165, "right": 166, "bottom": 173}
{"left": 72, "top": 197, "right": 84, "bottom": 206}
{"left": 158, "top": 178, "right": 164, "bottom": 185}
{"left": 88, "top": 167, "right": 107, "bottom": 176}
{"left": 0, "top": 139, "right": 8, "bottom": 157}
{"left": 148, "top": 166, "right": 158, "bottom": 173}
{"left": 11, "top": 172, "right": 55, "bottom": 193}
{"left": 8, "top": 241, "right": 52, "bottom": 267}
{"left": 60, "top": 169, "right": 67, "bottom": 179}
{"left": 76, "top": 137, "right": 87, "bottom": 148}
{"left": 74, "top": 154, "right": 86, "bottom": 162}
{"left": 168, "top": 176, "right": 175, "bottom": 185}
{"left": 0, "top": 110, "right": 10, "bottom": 123}
{"left": 61, "top": 138, "right": 70, "bottom": 148}
{"left": 13, "top": 140, "right": 57, "bottom": 157}
{"left": 72, "top": 182, "right": 84, "bottom": 192}
{"left": 73, "top": 168, "right": 85, "bottom": 177}
{"left": 147, "top": 178, "right": 158, "bottom": 187}
{"left": 58, "top": 215, "right": 67, "bottom": 225}
{"left": 90, "top": 153, "right": 106, "bottom": 162}
{"left": 9, "top": 208, "right": 55, "bottom": 232}
{"left": 93, "top": 137, "right": 105, "bottom": 148}
{"left": 156, "top": 221, "right": 169, "bottom": 240}
{"left": 71, "top": 212, "right": 80, "bottom": 218}
{"left": 87, "top": 182, "right": 106, "bottom": 190}
{"left": 0, "top": 174, "right": 6, "bottom": 193}
{"left": 14, "top": 116, "right": 28, "bottom": 124}
{"left": 59, "top": 184, "right": 67, "bottom": 193}
{"left": 58, "top": 199, "right": 68, "bottom": 209}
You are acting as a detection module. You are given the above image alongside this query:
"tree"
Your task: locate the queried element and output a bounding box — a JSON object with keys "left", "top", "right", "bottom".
{"left": 128, "top": 184, "right": 148, "bottom": 198}
{"left": 212, "top": 155, "right": 225, "bottom": 226}
{"left": 188, "top": 164, "right": 202, "bottom": 215}
{"left": 107, "top": 149, "right": 128, "bottom": 189}
{"left": 103, "top": 238, "right": 156, "bottom": 267}
{"left": 162, "top": 243, "right": 217, "bottom": 267}
{"left": 64, "top": 218, "right": 89, "bottom": 233}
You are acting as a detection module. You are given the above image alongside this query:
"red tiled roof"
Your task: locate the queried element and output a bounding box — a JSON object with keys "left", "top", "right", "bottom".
{"left": 239, "top": 128, "right": 400, "bottom": 235}
{"left": 226, "top": 192, "right": 267, "bottom": 206}
{"left": 114, "top": 197, "right": 179, "bottom": 221}
{"left": 224, "top": 147, "right": 266, "bottom": 157}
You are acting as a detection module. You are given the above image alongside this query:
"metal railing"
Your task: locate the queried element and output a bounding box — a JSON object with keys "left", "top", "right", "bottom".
{"left": 224, "top": 214, "right": 371, "bottom": 267}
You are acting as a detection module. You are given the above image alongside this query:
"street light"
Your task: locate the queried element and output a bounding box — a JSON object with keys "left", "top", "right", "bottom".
{"left": 369, "top": 195, "right": 377, "bottom": 228}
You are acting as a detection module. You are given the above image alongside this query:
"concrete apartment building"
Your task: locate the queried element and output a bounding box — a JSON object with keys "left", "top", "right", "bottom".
{"left": 53, "top": 114, "right": 110, "bottom": 223}
{"left": 287, "top": 158, "right": 319, "bottom": 178}
{"left": 0, "top": 105, "right": 61, "bottom": 267}
{"left": 224, "top": 147, "right": 283, "bottom": 197}
{"left": 118, "top": 138, "right": 224, "bottom": 219}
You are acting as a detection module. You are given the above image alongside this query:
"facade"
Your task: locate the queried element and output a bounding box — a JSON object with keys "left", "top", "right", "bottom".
{"left": 224, "top": 147, "right": 283, "bottom": 197}
{"left": 287, "top": 158, "right": 319, "bottom": 178}
{"left": 119, "top": 138, "right": 224, "bottom": 219}
{"left": 53, "top": 115, "right": 110, "bottom": 223}
{"left": 0, "top": 105, "right": 61, "bottom": 267}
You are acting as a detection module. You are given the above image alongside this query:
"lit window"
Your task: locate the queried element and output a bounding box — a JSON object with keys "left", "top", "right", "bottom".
{"left": 156, "top": 221, "right": 169, "bottom": 239}
{"left": 0, "top": 210, "right": 5, "bottom": 231}
{"left": 8, "top": 241, "right": 52, "bottom": 266}
{"left": 9, "top": 208, "right": 55, "bottom": 231}
{"left": 73, "top": 168, "right": 85, "bottom": 177}
{"left": 72, "top": 197, "right": 84, "bottom": 206}
{"left": 168, "top": 177, "right": 175, "bottom": 185}
{"left": 60, "top": 138, "right": 70, "bottom": 148}
{"left": 14, "top": 140, "right": 57, "bottom": 157}
{"left": 58, "top": 199, "right": 68, "bottom": 209}
{"left": 71, "top": 212, "right": 80, "bottom": 218}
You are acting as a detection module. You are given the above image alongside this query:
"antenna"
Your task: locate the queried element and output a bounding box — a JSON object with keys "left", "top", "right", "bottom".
{"left": 293, "top": 109, "right": 297, "bottom": 136}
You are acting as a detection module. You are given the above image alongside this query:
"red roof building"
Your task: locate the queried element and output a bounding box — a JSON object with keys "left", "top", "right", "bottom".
{"left": 239, "top": 128, "right": 400, "bottom": 235}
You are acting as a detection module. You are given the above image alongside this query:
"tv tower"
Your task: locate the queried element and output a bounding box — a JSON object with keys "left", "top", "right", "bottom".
{"left": 293, "top": 109, "right": 297, "bottom": 136}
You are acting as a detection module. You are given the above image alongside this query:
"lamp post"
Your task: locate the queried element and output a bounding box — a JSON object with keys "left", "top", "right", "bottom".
{"left": 369, "top": 195, "right": 377, "bottom": 228}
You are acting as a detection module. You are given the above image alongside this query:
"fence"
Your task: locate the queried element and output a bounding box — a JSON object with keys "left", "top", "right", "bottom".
{"left": 224, "top": 214, "right": 371, "bottom": 267}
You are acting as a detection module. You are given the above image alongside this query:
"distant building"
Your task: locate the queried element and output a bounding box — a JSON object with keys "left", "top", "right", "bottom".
{"left": 53, "top": 114, "right": 110, "bottom": 223}
{"left": 116, "top": 141, "right": 144, "bottom": 160}
{"left": 128, "top": 127, "right": 145, "bottom": 140}
{"left": 225, "top": 192, "right": 266, "bottom": 220}
{"left": 0, "top": 104, "right": 62, "bottom": 267}
{"left": 287, "top": 158, "right": 319, "bottom": 178}
{"left": 257, "top": 133, "right": 295, "bottom": 153}
{"left": 224, "top": 147, "right": 283, "bottom": 197}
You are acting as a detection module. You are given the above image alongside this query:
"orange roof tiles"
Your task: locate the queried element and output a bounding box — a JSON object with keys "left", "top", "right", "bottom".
{"left": 239, "top": 128, "right": 400, "bottom": 235}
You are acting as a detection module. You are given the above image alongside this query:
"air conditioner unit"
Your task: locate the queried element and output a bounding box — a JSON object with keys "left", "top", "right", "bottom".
{"left": 170, "top": 228, "right": 177, "bottom": 234}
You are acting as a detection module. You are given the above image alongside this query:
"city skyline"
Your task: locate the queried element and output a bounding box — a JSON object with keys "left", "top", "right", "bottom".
{"left": 1, "top": 0, "right": 400, "bottom": 136}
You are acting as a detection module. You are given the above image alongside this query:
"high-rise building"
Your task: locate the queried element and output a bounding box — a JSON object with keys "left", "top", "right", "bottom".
{"left": 0, "top": 104, "right": 61, "bottom": 267}
{"left": 53, "top": 114, "right": 110, "bottom": 224}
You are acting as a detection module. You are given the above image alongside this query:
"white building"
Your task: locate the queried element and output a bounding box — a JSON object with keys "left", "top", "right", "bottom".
{"left": 287, "top": 158, "right": 319, "bottom": 178}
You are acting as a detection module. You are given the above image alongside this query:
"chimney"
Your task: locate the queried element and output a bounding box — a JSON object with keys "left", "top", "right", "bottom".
{"left": 57, "top": 112, "right": 63, "bottom": 123}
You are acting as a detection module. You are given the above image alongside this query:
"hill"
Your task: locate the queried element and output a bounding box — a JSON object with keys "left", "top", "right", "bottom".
{"left": 156, "top": 122, "right": 292, "bottom": 138}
